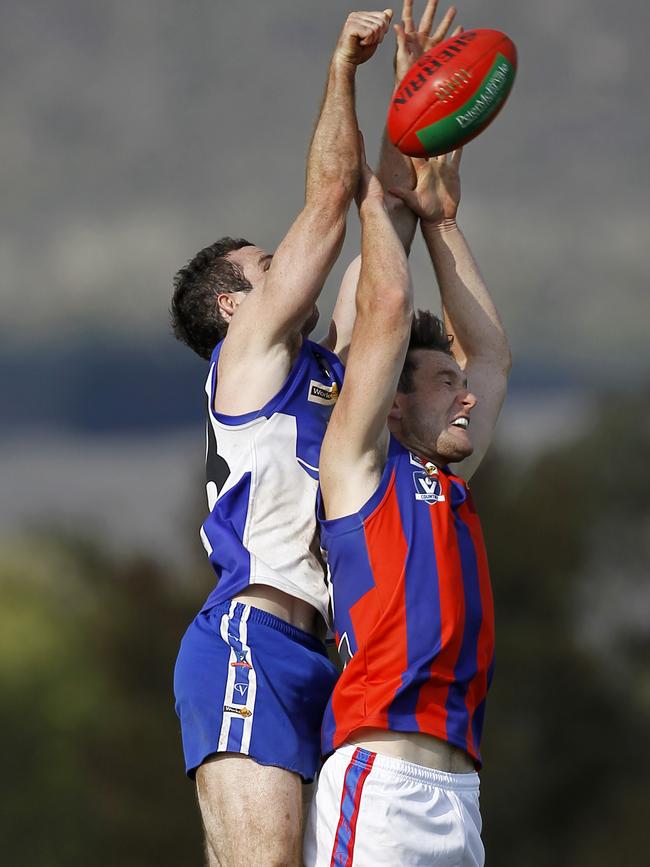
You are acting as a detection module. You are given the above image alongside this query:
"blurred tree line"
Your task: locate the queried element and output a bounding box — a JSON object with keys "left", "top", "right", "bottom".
{"left": 1, "top": 390, "right": 648, "bottom": 866}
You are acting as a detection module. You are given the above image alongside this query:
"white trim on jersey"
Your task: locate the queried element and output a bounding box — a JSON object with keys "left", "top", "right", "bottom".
{"left": 297, "top": 456, "right": 320, "bottom": 474}
{"left": 200, "top": 525, "right": 213, "bottom": 556}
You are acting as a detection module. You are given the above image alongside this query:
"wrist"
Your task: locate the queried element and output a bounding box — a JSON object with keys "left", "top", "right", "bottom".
{"left": 331, "top": 50, "right": 362, "bottom": 73}
{"left": 421, "top": 217, "right": 459, "bottom": 235}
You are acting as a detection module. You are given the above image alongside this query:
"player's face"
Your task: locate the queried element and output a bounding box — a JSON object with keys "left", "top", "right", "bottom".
{"left": 225, "top": 246, "right": 319, "bottom": 335}
{"left": 392, "top": 350, "right": 477, "bottom": 465}
{"left": 226, "top": 245, "right": 273, "bottom": 291}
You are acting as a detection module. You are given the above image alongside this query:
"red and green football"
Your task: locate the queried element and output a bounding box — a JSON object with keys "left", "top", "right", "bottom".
{"left": 387, "top": 29, "right": 517, "bottom": 157}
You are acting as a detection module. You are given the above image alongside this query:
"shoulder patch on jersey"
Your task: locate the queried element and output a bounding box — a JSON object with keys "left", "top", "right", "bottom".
{"left": 413, "top": 471, "right": 446, "bottom": 504}
{"left": 308, "top": 379, "right": 339, "bottom": 405}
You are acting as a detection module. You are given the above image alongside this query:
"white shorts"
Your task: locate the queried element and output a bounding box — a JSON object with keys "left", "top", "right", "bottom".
{"left": 304, "top": 744, "right": 484, "bottom": 867}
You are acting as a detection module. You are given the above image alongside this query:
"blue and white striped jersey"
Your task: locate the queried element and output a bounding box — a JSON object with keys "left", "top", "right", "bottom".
{"left": 199, "top": 338, "right": 344, "bottom": 622}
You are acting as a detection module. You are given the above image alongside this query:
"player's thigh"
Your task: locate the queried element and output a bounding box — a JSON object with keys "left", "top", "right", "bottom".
{"left": 196, "top": 753, "right": 303, "bottom": 867}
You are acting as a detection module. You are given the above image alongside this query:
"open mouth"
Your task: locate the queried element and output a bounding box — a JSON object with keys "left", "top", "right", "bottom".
{"left": 450, "top": 417, "right": 469, "bottom": 429}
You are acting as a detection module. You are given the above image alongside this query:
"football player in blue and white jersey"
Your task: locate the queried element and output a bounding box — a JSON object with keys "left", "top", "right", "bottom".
{"left": 170, "top": 10, "right": 395, "bottom": 867}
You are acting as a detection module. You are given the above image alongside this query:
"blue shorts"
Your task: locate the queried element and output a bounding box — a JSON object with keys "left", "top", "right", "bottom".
{"left": 174, "top": 601, "right": 339, "bottom": 782}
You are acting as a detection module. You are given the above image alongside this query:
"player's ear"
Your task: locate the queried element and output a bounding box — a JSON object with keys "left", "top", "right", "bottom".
{"left": 216, "top": 292, "right": 239, "bottom": 321}
{"left": 387, "top": 397, "right": 403, "bottom": 421}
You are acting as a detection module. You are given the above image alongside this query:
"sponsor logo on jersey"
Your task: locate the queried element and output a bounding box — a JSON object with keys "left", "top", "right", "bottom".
{"left": 308, "top": 379, "right": 339, "bottom": 406}
{"left": 233, "top": 683, "right": 248, "bottom": 697}
{"left": 230, "top": 650, "right": 252, "bottom": 669}
{"left": 223, "top": 704, "right": 252, "bottom": 718}
{"left": 409, "top": 452, "right": 439, "bottom": 475}
{"left": 413, "top": 471, "right": 446, "bottom": 503}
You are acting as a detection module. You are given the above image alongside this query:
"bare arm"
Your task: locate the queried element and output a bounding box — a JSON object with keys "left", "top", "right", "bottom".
{"left": 217, "top": 10, "right": 393, "bottom": 412}
{"left": 320, "top": 160, "right": 413, "bottom": 520}
{"left": 377, "top": 0, "right": 457, "bottom": 250}
{"left": 321, "top": 254, "right": 361, "bottom": 365}
{"left": 423, "top": 219, "right": 511, "bottom": 479}
{"left": 392, "top": 152, "right": 512, "bottom": 480}
{"left": 324, "top": 1, "right": 455, "bottom": 363}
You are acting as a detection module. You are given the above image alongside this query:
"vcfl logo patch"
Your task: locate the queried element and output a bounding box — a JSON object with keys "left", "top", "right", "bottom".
{"left": 413, "top": 471, "right": 446, "bottom": 503}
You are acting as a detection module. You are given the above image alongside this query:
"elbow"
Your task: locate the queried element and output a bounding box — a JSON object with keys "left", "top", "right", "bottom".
{"left": 491, "top": 345, "right": 513, "bottom": 381}
{"left": 466, "top": 338, "right": 512, "bottom": 379}
{"left": 357, "top": 278, "right": 413, "bottom": 325}
{"left": 500, "top": 342, "right": 513, "bottom": 377}
{"left": 390, "top": 283, "right": 414, "bottom": 323}
{"left": 302, "top": 182, "right": 354, "bottom": 242}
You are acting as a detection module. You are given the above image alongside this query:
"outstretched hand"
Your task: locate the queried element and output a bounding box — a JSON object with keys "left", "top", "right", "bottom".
{"left": 393, "top": 0, "right": 457, "bottom": 82}
{"left": 335, "top": 9, "right": 394, "bottom": 66}
{"left": 389, "top": 149, "right": 462, "bottom": 224}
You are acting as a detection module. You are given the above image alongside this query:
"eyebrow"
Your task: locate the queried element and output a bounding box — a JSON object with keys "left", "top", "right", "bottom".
{"left": 435, "top": 368, "right": 468, "bottom": 388}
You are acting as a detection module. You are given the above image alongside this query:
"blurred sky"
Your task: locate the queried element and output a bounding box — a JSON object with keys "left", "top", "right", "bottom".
{"left": 2, "top": 0, "right": 648, "bottom": 560}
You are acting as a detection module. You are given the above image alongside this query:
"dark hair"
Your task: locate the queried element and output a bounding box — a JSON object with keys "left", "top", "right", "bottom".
{"left": 397, "top": 309, "right": 454, "bottom": 394}
{"left": 170, "top": 237, "right": 254, "bottom": 360}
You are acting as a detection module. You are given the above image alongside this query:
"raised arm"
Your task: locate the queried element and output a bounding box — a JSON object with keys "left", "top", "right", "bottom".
{"left": 320, "top": 155, "right": 413, "bottom": 520}
{"left": 324, "top": 1, "right": 455, "bottom": 363}
{"left": 377, "top": 0, "right": 457, "bottom": 250}
{"left": 217, "top": 10, "right": 393, "bottom": 412}
{"left": 391, "top": 152, "right": 512, "bottom": 479}
{"left": 321, "top": 253, "right": 361, "bottom": 365}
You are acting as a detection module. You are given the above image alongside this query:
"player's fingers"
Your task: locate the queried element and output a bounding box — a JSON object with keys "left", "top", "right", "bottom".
{"left": 451, "top": 24, "right": 463, "bottom": 37}
{"left": 348, "top": 10, "right": 391, "bottom": 32}
{"left": 451, "top": 146, "right": 463, "bottom": 168}
{"left": 418, "top": 0, "right": 439, "bottom": 36}
{"left": 357, "top": 25, "right": 383, "bottom": 47}
{"left": 359, "top": 30, "right": 384, "bottom": 46}
{"left": 393, "top": 21, "right": 409, "bottom": 50}
{"left": 431, "top": 5, "right": 456, "bottom": 43}
{"left": 402, "top": 0, "right": 414, "bottom": 32}
{"left": 354, "top": 9, "right": 393, "bottom": 25}
{"left": 356, "top": 9, "right": 393, "bottom": 45}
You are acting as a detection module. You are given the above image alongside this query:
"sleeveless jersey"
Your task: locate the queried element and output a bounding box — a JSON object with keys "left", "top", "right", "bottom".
{"left": 320, "top": 436, "right": 495, "bottom": 766}
{"left": 199, "top": 338, "right": 344, "bottom": 623}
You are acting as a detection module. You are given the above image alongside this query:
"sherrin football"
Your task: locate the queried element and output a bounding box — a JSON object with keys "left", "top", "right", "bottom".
{"left": 387, "top": 29, "right": 517, "bottom": 158}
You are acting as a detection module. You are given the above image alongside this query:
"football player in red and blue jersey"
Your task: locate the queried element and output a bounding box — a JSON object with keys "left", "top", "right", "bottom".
{"left": 303, "top": 9, "right": 511, "bottom": 861}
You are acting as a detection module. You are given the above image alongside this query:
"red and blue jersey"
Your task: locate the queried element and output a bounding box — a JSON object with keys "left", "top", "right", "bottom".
{"left": 320, "top": 436, "right": 495, "bottom": 766}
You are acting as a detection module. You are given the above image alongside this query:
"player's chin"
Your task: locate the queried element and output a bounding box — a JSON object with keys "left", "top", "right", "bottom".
{"left": 442, "top": 429, "right": 474, "bottom": 461}
{"left": 449, "top": 445, "right": 473, "bottom": 464}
